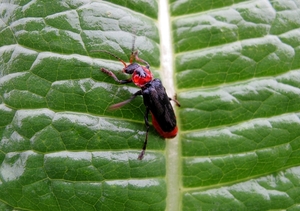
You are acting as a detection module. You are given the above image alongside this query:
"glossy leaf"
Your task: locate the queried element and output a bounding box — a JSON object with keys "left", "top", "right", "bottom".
{"left": 173, "top": 0, "right": 300, "bottom": 210}
{"left": 1, "top": 0, "right": 300, "bottom": 210}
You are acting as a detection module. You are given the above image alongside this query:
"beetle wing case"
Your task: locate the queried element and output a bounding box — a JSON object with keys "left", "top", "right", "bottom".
{"left": 142, "top": 79, "right": 178, "bottom": 138}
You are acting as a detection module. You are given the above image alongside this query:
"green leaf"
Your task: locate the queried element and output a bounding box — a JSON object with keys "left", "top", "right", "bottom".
{"left": 1, "top": 0, "right": 300, "bottom": 210}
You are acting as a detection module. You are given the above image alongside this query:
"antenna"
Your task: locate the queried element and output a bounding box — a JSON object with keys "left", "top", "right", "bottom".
{"left": 91, "top": 50, "right": 127, "bottom": 67}
{"left": 130, "top": 34, "right": 136, "bottom": 64}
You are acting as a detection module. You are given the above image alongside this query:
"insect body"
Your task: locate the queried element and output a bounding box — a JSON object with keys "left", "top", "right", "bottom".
{"left": 142, "top": 78, "right": 178, "bottom": 139}
{"left": 98, "top": 47, "right": 179, "bottom": 159}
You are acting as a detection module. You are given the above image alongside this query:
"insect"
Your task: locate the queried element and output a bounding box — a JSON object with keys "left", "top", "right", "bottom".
{"left": 96, "top": 39, "right": 179, "bottom": 159}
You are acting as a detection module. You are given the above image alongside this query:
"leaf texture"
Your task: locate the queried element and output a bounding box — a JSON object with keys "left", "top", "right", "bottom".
{"left": 1, "top": 0, "right": 300, "bottom": 210}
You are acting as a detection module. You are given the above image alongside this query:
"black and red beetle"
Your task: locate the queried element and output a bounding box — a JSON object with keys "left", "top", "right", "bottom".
{"left": 95, "top": 42, "right": 179, "bottom": 159}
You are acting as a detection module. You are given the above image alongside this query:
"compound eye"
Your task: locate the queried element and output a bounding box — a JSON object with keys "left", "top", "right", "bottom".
{"left": 124, "top": 63, "right": 139, "bottom": 74}
{"left": 122, "top": 67, "right": 130, "bottom": 74}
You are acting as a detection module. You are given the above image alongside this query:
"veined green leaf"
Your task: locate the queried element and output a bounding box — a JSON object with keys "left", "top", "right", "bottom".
{"left": 1, "top": 0, "right": 300, "bottom": 210}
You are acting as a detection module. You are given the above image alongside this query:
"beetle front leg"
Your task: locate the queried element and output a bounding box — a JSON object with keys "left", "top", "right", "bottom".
{"left": 128, "top": 35, "right": 150, "bottom": 68}
{"left": 138, "top": 107, "right": 150, "bottom": 160}
{"left": 101, "top": 68, "right": 132, "bottom": 84}
{"left": 132, "top": 51, "right": 150, "bottom": 69}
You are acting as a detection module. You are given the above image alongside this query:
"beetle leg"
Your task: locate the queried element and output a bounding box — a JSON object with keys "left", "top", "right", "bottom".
{"left": 109, "top": 90, "right": 142, "bottom": 110}
{"left": 132, "top": 51, "right": 150, "bottom": 69}
{"left": 138, "top": 107, "right": 150, "bottom": 160}
{"left": 169, "top": 97, "right": 181, "bottom": 107}
{"left": 101, "top": 68, "right": 132, "bottom": 84}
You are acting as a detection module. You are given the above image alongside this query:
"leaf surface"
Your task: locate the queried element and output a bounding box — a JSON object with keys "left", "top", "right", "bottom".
{"left": 1, "top": 0, "right": 300, "bottom": 210}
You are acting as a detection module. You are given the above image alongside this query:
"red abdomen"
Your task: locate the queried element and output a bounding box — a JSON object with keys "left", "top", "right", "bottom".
{"left": 151, "top": 113, "right": 178, "bottom": 138}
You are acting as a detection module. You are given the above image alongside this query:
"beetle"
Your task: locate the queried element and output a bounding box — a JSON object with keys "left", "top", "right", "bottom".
{"left": 95, "top": 43, "right": 179, "bottom": 159}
